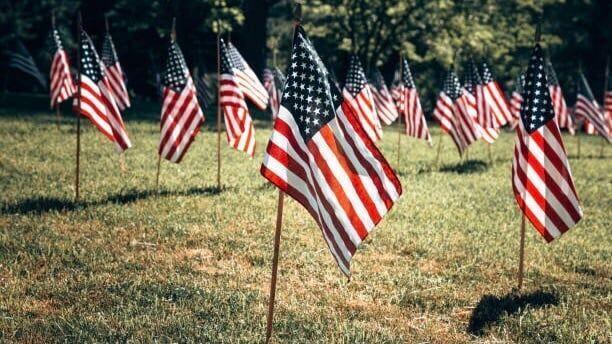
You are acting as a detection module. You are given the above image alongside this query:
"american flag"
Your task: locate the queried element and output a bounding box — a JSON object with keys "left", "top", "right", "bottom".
{"left": 545, "top": 59, "right": 574, "bottom": 134}
{"left": 575, "top": 70, "right": 610, "bottom": 141}
{"left": 76, "top": 30, "right": 131, "bottom": 152}
{"left": 399, "top": 58, "right": 431, "bottom": 143}
{"left": 369, "top": 68, "right": 399, "bottom": 125}
{"left": 464, "top": 60, "right": 498, "bottom": 143}
{"left": 158, "top": 39, "right": 204, "bottom": 163}
{"left": 343, "top": 55, "right": 383, "bottom": 141}
{"left": 7, "top": 39, "right": 47, "bottom": 89}
{"left": 49, "top": 29, "right": 75, "bottom": 108}
{"left": 101, "top": 32, "right": 130, "bottom": 110}
{"left": 263, "top": 67, "right": 285, "bottom": 120}
{"left": 511, "top": 43, "right": 582, "bottom": 242}
{"left": 510, "top": 73, "right": 525, "bottom": 129}
{"left": 226, "top": 42, "right": 269, "bottom": 110}
{"left": 194, "top": 70, "right": 214, "bottom": 110}
{"left": 432, "top": 70, "right": 481, "bottom": 155}
{"left": 260, "top": 27, "right": 402, "bottom": 276}
{"left": 390, "top": 67, "right": 402, "bottom": 109}
{"left": 220, "top": 39, "right": 256, "bottom": 157}
{"left": 481, "top": 61, "right": 513, "bottom": 127}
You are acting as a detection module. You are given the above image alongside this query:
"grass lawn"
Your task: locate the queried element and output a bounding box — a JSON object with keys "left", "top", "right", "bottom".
{"left": 0, "top": 103, "right": 610, "bottom": 343}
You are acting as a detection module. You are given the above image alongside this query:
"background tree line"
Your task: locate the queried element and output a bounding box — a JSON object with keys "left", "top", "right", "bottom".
{"left": 0, "top": 0, "right": 610, "bottom": 112}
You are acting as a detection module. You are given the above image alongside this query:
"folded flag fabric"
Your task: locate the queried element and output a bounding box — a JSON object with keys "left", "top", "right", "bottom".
{"left": 76, "top": 29, "right": 131, "bottom": 153}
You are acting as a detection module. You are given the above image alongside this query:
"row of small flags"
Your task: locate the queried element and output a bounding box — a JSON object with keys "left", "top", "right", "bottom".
{"left": 4, "top": 19, "right": 612, "bottom": 275}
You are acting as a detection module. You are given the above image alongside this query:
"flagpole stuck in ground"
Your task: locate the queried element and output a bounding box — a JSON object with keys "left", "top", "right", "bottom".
{"left": 517, "top": 17, "right": 543, "bottom": 292}
{"left": 216, "top": 22, "right": 222, "bottom": 191}
{"left": 265, "top": 4, "right": 301, "bottom": 342}
{"left": 74, "top": 11, "right": 82, "bottom": 202}
{"left": 517, "top": 214, "right": 526, "bottom": 290}
{"left": 396, "top": 52, "right": 403, "bottom": 167}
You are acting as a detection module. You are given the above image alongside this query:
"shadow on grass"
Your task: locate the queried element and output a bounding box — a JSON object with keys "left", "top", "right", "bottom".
{"left": 1, "top": 196, "right": 77, "bottom": 214}
{"left": 439, "top": 159, "right": 489, "bottom": 174}
{"left": 468, "top": 290, "right": 559, "bottom": 336}
{"left": 1, "top": 186, "right": 226, "bottom": 215}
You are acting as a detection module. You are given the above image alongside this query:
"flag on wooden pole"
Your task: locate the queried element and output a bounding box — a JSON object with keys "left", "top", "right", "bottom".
{"left": 7, "top": 40, "right": 47, "bottom": 89}
{"left": 226, "top": 42, "right": 269, "bottom": 110}
{"left": 399, "top": 58, "right": 431, "bottom": 144}
{"left": 480, "top": 61, "right": 513, "bottom": 127}
{"left": 260, "top": 26, "right": 402, "bottom": 276}
{"left": 545, "top": 59, "right": 574, "bottom": 134}
{"left": 158, "top": 37, "right": 204, "bottom": 162}
{"left": 219, "top": 39, "right": 256, "bottom": 157}
{"left": 343, "top": 55, "right": 383, "bottom": 142}
{"left": 369, "top": 68, "right": 399, "bottom": 125}
{"left": 101, "top": 32, "right": 131, "bottom": 110}
{"left": 464, "top": 60, "right": 498, "bottom": 143}
{"left": 76, "top": 29, "right": 131, "bottom": 152}
{"left": 49, "top": 29, "right": 76, "bottom": 108}
{"left": 574, "top": 70, "right": 610, "bottom": 141}
{"left": 511, "top": 43, "right": 583, "bottom": 242}
{"left": 509, "top": 73, "right": 525, "bottom": 129}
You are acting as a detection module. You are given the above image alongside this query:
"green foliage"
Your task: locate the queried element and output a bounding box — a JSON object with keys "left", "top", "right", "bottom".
{"left": 0, "top": 104, "right": 610, "bottom": 342}
{"left": 0, "top": 0, "right": 609, "bottom": 104}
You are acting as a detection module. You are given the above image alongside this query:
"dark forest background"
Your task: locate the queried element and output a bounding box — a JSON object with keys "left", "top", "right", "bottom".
{"left": 0, "top": 0, "right": 610, "bottom": 111}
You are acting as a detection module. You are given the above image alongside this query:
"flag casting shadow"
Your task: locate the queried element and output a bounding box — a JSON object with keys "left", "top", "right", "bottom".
{"left": 467, "top": 290, "right": 559, "bottom": 336}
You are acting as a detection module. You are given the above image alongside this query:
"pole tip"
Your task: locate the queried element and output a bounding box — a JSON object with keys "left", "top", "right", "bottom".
{"left": 171, "top": 17, "right": 177, "bottom": 41}
{"left": 293, "top": 0, "right": 303, "bottom": 24}
{"left": 534, "top": 14, "right": 542, "bottom": 43}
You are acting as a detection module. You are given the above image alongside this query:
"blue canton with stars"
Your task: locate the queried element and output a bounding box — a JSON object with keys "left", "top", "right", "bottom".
{"left": 370, "top": 68, "right": 387, "bottom": 91}
{"left": 219, "top": 39, "right": 235, "bottom": 75}
{"left": 481, "top": 61, "right": 494, "bottom": 84}
{"left": 344, "top": 55, "right": 368, "bottom": 98}
{"left": 442, "top": 70, "right": 462, "bottom": 101}
{"left": 80, "top": 30, "right": 104, "bottom": 83}
{"left": 101, "top": 34, "right": 118, "bottom": 67}
{"left": 401, "top": 58, "right": 416, "bottom": 89}
{"left": 463, "top": 59, "right": 482, "bottom": 95}
{"left": 520, "top": 44, "right": 555, "bottom": 133}
{"left": 281, "top": 26, "right": 341, "bottom": 142}
{"left": 515, "top": 73, "right": 526, "bottom": 94}
{"left": 162, "top": 40, "right": 188, "bottom": 93}
{"left": 227, "top": 42, "right": 246, "bottom": 71}
{"left": 47, "top": 29, "right": 63, "bottom": 55}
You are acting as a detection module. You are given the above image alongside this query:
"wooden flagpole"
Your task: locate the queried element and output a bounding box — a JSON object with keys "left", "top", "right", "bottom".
{"left": 517, "top": 214, "right": 526, "bottom": 290}
{"left": 157, "top": 18, "right": 176, "bottom": 191}
{"left": 74, "top": 11, "right": 82, "bottom": 203}
{"left": 216, "top": 22, "right": 222, "bottom": 191}
{"left": 265, "top": 190, "right": 285, "bottom": 343}
{"left": 396, "top": 52, "right": 403, "bottom": 167}
{"left": 266, "top": 3, "right": 301, "bottom": 342}
{"left": 517, "top": 15, "right": 543, "bottom": 291}
{"left": 600, "top": 56, "right": 609, "bottom": 158}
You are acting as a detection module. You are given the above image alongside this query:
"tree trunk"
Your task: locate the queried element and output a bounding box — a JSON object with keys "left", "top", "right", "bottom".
{"left": 238, "top": 0, "right": 270, "bottom": 76}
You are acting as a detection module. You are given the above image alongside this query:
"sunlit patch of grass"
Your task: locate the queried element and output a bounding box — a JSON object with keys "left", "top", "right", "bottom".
{"left": 0, "top": 106, "right": 610, "bottom": 342}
